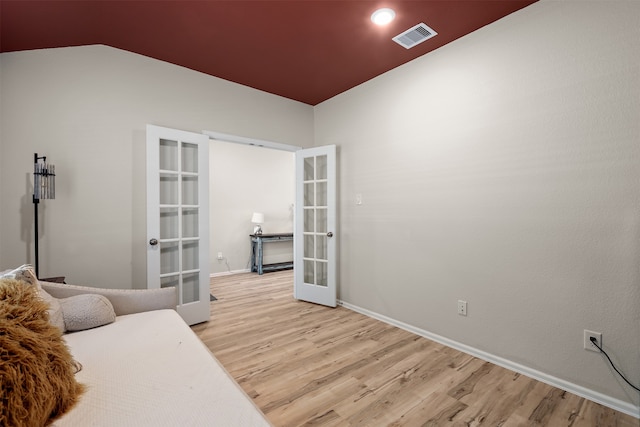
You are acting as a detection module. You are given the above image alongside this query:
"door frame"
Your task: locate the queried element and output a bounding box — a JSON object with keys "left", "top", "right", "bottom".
{"left": 202, "top": 130, "right": 340, "bottom": 297}
{"left": 203, "top": 130, "right": 302, "bottom": 152}
{"left": 204, "top": 130, "right": 302, "bottom": 280}
{"left": 203, "top": 130, "right": 338, "bottom": 304}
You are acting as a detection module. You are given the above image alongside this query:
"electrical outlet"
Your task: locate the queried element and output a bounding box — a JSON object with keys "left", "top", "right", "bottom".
{"left": 217, "top": 252, "right": 224, "bottom": 260}
{"left": 584, "top": 330, "right": 602, "bottom": 352}
{"left": 457, "top": 300, "right": 467, "bottom": 316}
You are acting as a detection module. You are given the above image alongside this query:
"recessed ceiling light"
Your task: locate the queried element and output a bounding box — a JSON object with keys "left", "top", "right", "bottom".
{"left": 371, "top": 8, "right": 396, "bottom": 26}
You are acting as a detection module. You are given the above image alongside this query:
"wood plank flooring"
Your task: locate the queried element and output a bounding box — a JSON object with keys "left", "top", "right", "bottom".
{"left": 191, "top": 271, "right": 638, "bottom": 427}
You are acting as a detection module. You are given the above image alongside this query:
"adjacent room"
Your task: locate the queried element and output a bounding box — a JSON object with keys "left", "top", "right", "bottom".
{"left": 209, "top": 140, "right": 295, "bottom": 277}
{"left": 1, "top": 0, "right": 638, "bottom": 425}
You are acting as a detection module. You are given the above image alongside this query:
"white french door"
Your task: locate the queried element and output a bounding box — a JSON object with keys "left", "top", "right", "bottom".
{"left": 294, "top": 145, "right": 337, "bottom": 307}
{"left": 146, "top": 125, "right": 210, "bottom": 325}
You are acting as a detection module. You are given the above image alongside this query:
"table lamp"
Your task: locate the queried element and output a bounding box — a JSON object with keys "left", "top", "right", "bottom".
{"left": 251, "top": 212, "right": 264, "bottom": 235}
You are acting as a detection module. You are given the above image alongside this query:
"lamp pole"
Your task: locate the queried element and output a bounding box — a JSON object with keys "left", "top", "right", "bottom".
{"left": 33, "top": 153, "right": 55, "bottom": 278}
{"left": 33, "top": 194, "right": 40, "bottom": 277}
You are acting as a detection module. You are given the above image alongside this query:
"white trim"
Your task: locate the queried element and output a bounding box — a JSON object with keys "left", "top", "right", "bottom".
{"left": 337, "top": 299, "right": 640, "bottom": 419}
{"left": 210, "top": 269, "right": 251, "bottom": 278}
{"left": 203, "top": 130, "right": 302, "bottom": 152}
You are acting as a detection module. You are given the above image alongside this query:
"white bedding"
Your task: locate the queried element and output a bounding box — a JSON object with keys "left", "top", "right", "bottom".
{"left": 53, "top": 309, "right": 271, "bottom": 427}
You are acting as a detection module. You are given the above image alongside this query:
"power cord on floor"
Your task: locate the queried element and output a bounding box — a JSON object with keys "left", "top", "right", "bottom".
{"left": 589, "top": 337, "right": 640, "bottom": 392}
{"left": 221, "top": 257, "right": 231, "bottom": 273}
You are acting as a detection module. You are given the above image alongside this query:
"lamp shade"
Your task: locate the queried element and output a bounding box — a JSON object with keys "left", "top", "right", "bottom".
{"left": 251, "top": 212, "right": 264, "bottom": 224}
{"left": 33, "top": 155, "right": 55, "bottom": 200}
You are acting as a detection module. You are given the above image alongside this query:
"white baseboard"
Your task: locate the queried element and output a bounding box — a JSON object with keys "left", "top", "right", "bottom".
{"left": 337, "top": 299, "right": 640, "bottom": 419}
{"left": 210, "top": 269, "right": 250, "bottom": 278}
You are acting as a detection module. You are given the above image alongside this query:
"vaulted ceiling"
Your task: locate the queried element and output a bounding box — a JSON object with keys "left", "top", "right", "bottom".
{"left": 0, "top": 1, "right": 537, "bottom": 105}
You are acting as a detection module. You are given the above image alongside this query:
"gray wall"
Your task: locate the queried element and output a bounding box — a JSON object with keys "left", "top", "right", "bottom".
{"left": 0, "top": 45, "right": 313, "bottom": 287}
{"left": 315, "top": 1, "right": 639, "bottom": 411}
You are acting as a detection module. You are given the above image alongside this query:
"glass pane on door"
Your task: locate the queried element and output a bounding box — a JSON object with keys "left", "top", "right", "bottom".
{"left": 182, "top": 208, "right": 198, "bottom": 238}
{"left": 304, "top": 183, "right": 314, "bottom": 206}
{"left": 160, "top": 139, "right": 178, "bottom": 171}
{"left": 316, "top": 182, "right": 327, "bottom": 206}
{"left": 159, "top": 140, "right": 201, "bottom": 305}
{"left": 182, "top": 241, "right": 199, "bottom": 271}
{"left": 182, "top": 272, "right": 199, "bottom": 304}
{"left": 182, "top": 176, "right": 198, "bottom": 205}
{"left": 160, "top": 174, "right": 178, "bottom": 205}
{"left": 160, "top": 242, "right": 179, "bottom": 275}
{"left": 316, "top": 261, "right": 327, "bottom": 287}
{"left": 304, "top": 157, "right": 314, "bottom": 180}
{"left": 304, "top": 209, "right": 314, "bottom": 232}
{"left": 316, "top": 208, "right": 327, "bottom": 233}
{"left": 160, "top": 208, "right": 178, "bottom": 239}
{"left": 304, "top": 259, "right": 314, "bottom": 283}
{"left": 316, "top": 236, "right": 327, "bottom": 260}
{"left": 160, "top": 141, "right": 202, "bottom": 302}
{"left": 301, "top": 154, "right": 330, "bottom": 287}
{"left": 160, "top": 275, "right": 179, "bottom": 290}
{"left": 182, "top": 143, "right": 198, "bottom": 173}
{"left": 316, "top": 155, "right": 327, "bottom": 179}
{"left": 304, "top": 235, "right": 314, "bottom": 258}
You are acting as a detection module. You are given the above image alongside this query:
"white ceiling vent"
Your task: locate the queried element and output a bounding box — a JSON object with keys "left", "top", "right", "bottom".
{"left": 392, "top": 23, "right": 437, "bottom": 49}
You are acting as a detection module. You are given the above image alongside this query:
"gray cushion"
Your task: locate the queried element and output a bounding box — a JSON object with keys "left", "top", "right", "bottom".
{"left": 59, "top": 294, "right": 116, "bottom": 332}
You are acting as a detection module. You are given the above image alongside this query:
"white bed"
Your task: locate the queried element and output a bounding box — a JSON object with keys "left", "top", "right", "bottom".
{"left": 52, "top": 309, "right": 271, "bottom": 427}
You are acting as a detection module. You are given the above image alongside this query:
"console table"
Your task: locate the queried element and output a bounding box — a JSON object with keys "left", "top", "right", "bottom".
{"left": 250, "top": 233, "right": 294, "bottom": 275}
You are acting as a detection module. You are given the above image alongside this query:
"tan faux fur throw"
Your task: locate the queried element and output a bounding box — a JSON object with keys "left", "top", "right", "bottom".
{"left": 0, "top": 278, "right": 85, "bottom": 427}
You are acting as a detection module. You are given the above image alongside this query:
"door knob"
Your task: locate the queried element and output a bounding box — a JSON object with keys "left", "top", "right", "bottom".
{"left": 327, "top": 232, "right": 333, "bottom": 237}
{"left": 149, "top": 238, "right": 158, "bottom": 246}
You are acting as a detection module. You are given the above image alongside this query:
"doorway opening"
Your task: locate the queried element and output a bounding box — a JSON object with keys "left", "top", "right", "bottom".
{"left": 206, "top": 132, "right": 299, "bottom": 278}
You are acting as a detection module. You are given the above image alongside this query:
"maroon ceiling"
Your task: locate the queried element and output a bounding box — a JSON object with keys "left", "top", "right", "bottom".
{"left": 0, "top": 1, "right": 537, "bottom": 105}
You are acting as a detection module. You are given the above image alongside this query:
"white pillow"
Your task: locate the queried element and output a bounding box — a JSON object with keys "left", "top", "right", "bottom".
{"left": 60, "top": 294, "right": 116, "bottom": 332}
{"left": 0, "top": 264, "right": 65, "bottom": 332}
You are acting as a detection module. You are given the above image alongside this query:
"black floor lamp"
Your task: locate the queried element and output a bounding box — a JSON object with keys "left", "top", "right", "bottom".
{"left": 33, "top": 153, "right": 56, "bottom": 278}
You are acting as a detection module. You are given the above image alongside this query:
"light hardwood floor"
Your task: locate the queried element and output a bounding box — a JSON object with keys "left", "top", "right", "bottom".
{"left": 191, "top": 271, "right": 638, "bottom": 426}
